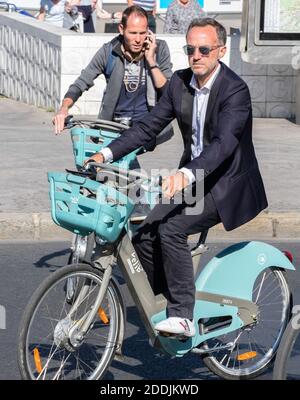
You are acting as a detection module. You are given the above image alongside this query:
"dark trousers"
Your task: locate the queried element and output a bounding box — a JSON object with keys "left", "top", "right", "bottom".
{"left": 132, "top": 191, "right": 221, "bottom": 319}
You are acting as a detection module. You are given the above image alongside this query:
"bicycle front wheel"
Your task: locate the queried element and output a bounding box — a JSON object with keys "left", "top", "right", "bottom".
{"left": 18, "top": 263, "right": 121, "bottom": 380}
{"left": 200, "top": 267, "right": 292, "bottom": 380}
{"left": 273, "top": 317, "right": 300, "bottom": 380}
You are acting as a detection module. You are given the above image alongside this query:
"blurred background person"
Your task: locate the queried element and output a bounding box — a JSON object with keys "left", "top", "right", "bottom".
{"left": 65, "top": 0, "right": 97, "bottom": 32}
{"left": 96, "top": 0, "right": 122, "bottom": 21}
{"left": 37, "top": 0, "right": 66, "bottom": 27}
{"left": 127, "top": 0, "right": 156, "bottom": 32}
{"left": 163, "top": 0, "right": 206, "bottom": 34}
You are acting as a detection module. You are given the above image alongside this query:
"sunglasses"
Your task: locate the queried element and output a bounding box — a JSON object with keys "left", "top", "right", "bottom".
{"left": 183, "top": 44, "right": 222, "bottom": 56}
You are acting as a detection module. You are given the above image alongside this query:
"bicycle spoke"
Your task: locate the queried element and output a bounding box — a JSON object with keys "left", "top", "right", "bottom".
{"left": 53, "top": 353, "right": 72, "bottom": 380}
{"left": 255, "top": 272, "right": 266, "bottom": 303}
{"left": 22, "top": 266, "right": 119, "bottom": 380}
{"left": 202, "top": 269, "right": 290, "bottom": 379}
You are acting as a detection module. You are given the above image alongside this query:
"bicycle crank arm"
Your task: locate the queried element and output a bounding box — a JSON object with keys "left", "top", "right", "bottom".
{"left": 191, "top": 342, "right": 235, "bottom": 355}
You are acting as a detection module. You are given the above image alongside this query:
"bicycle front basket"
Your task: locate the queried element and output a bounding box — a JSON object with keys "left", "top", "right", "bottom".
{"left": 71, "top": 127, "right": 118, "bottom": 168}
{"left": 48, "top": 172, "right": 135, "bottom": 242}
{"left": 71, "top": 127, "right": 139, "bottom": 169}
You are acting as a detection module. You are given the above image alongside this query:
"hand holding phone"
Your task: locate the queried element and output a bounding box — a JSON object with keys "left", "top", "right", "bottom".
{"left": 143, "top": 31, "right": 151, "bottom": 50}
{"left": 144, "top": 30, "right": 157, "bottom": 63}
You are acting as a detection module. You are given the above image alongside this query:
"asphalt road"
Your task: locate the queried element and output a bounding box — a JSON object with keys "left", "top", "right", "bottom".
{"left": 0, "top": 240, "right": 299, "bottom": 381}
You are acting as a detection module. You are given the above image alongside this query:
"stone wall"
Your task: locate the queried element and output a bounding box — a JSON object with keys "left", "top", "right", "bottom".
{"left": 0, "top": 13, "right": 61, "bottom": 110}
{"left": 0, "top": 12, "right": 296, "bottom": 118}
{"left": 230, "top": 33, "right": 297, "bottom": 119}
{"left": 0, "top": 14, "right": 194, "bottom": 114}
{"left": 0, "top": 13, "right": 229, "bottom": 115}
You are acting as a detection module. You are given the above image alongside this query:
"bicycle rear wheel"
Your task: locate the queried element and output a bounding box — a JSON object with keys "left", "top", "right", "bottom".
{"left": 273, "top": 317, "right": 300, "bottom": 380}
{"left": 200, "top": 267, "right": 292, "bottom": 379}
{"left": 18, "top": 263, "right": 121, "bottom": 380}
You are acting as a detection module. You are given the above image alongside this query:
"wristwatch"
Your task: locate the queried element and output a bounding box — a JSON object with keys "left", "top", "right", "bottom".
{"left": 149, "top": 63, "right": 159, "bottom": 70}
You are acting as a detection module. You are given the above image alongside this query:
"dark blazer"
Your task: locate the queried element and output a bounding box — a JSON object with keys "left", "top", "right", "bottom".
{"left": 108, "top": 62, "right": 268, "bottom": 231}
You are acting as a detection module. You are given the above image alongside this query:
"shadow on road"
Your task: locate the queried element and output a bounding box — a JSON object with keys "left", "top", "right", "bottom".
{"left": 106, "top": 305, "right": 217, "bottom": 380}
{"left": 34, "top": 248, "right": 70, "bottom": 269}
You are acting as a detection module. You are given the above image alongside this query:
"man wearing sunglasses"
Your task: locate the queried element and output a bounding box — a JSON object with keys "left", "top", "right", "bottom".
{"left": 88, "top": 18, "right": 268, "bottom": 337}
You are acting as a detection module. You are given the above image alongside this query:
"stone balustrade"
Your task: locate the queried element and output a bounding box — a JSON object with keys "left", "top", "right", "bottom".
{"left": 0, "top": 12, "right": 297, "bottom": 118}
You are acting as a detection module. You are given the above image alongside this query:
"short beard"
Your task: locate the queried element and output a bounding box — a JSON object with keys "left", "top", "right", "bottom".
{"left": 191, "top": 67, "right": 207, "bottom": 79}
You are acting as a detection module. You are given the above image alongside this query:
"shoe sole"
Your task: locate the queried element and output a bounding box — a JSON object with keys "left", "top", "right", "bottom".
{"left": 157, "top": 332, "right": 193, "bottom": 342}
{"left": 156, "top": 330, "right": 195, "bottom": 338}
{"left": 130, "top": 216, "right": 147, "bottom": 223}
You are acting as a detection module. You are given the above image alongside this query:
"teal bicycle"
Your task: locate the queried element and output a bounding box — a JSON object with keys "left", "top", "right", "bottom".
{"left": 17, "top": 119, "right": 295, "bottom": 380}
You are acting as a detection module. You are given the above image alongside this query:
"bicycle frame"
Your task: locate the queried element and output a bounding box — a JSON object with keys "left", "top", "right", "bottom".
{"left": 83, "top": 232, "right": 294, "bottom": 358}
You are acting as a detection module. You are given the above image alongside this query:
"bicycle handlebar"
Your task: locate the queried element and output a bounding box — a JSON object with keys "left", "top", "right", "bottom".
{"left": 85, "top": 162, "right": 149, "bottom": 180}
{"left": 64, "top": 115, "right": 129, "bottom": 132}
{"left": 83, "top": 162, "right": 161, "bottom": 191}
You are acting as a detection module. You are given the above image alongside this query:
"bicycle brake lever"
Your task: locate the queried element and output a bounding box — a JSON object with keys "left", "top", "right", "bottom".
{"left": 64, "top": 115, "right": 74, "bottom": 129}
{"left": 65, "top": 168, "right": 95, "bottom": 179}
{"left": 82, "top": 160, "right": 98, "bottom": 174}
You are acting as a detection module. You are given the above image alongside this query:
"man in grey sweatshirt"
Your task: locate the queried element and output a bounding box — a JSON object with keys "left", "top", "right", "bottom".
{"left": 53, "top": 5, "right": 173, "bottom": 138}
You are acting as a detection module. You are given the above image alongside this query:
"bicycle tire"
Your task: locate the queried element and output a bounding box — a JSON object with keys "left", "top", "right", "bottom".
{"left": 18, "top": 263, "right": 122, "bottom": 380}
{"left": 200, "top": 268, "right": 292, "bottom": 380}
{"left": 273, "top": 318, "right": 300, "bottom": 380}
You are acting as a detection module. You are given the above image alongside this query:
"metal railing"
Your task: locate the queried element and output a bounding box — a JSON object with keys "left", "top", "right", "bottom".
{"left": 0, "top": 2, "right": 34, "bottom": 17}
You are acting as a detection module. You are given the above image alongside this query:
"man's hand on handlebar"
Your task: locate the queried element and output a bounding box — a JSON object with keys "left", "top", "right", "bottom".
{"left": 53, "top": 107, "right": 69, "bottom": 135}
{"left": 84, "top": 152, "right": 105, "bottom": 168}
{"left": 162, "top": 171, "right": 189, "bottom": 199}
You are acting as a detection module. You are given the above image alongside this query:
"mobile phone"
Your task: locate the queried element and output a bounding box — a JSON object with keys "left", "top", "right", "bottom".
{"left": 143, "top": 31, "right": 152, "bottom": 50}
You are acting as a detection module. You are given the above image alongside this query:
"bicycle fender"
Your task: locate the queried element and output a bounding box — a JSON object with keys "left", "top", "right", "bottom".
{"left": 87, "top": 261, "right": 126, "bottom": 356}
{"left": 196, "top": 241, "right": 295, "bottom": 300}
{"left": 109, "top": 274, "right": 127, "bottom": 357}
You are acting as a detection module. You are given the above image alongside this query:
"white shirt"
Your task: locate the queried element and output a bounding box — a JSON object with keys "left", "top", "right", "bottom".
{"left": 101, "top": 64, "right": 221, "bottom": 186}
{"left": 40, "top": 0, "right": 65, "bottom": 27}
{"left": 180, "top": 63, "right": 221, "bottom": 184}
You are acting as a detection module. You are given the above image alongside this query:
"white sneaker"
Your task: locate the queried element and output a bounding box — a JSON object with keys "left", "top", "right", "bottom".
{"left": 154, "top": 317, "right": 196, "bottom": 337}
